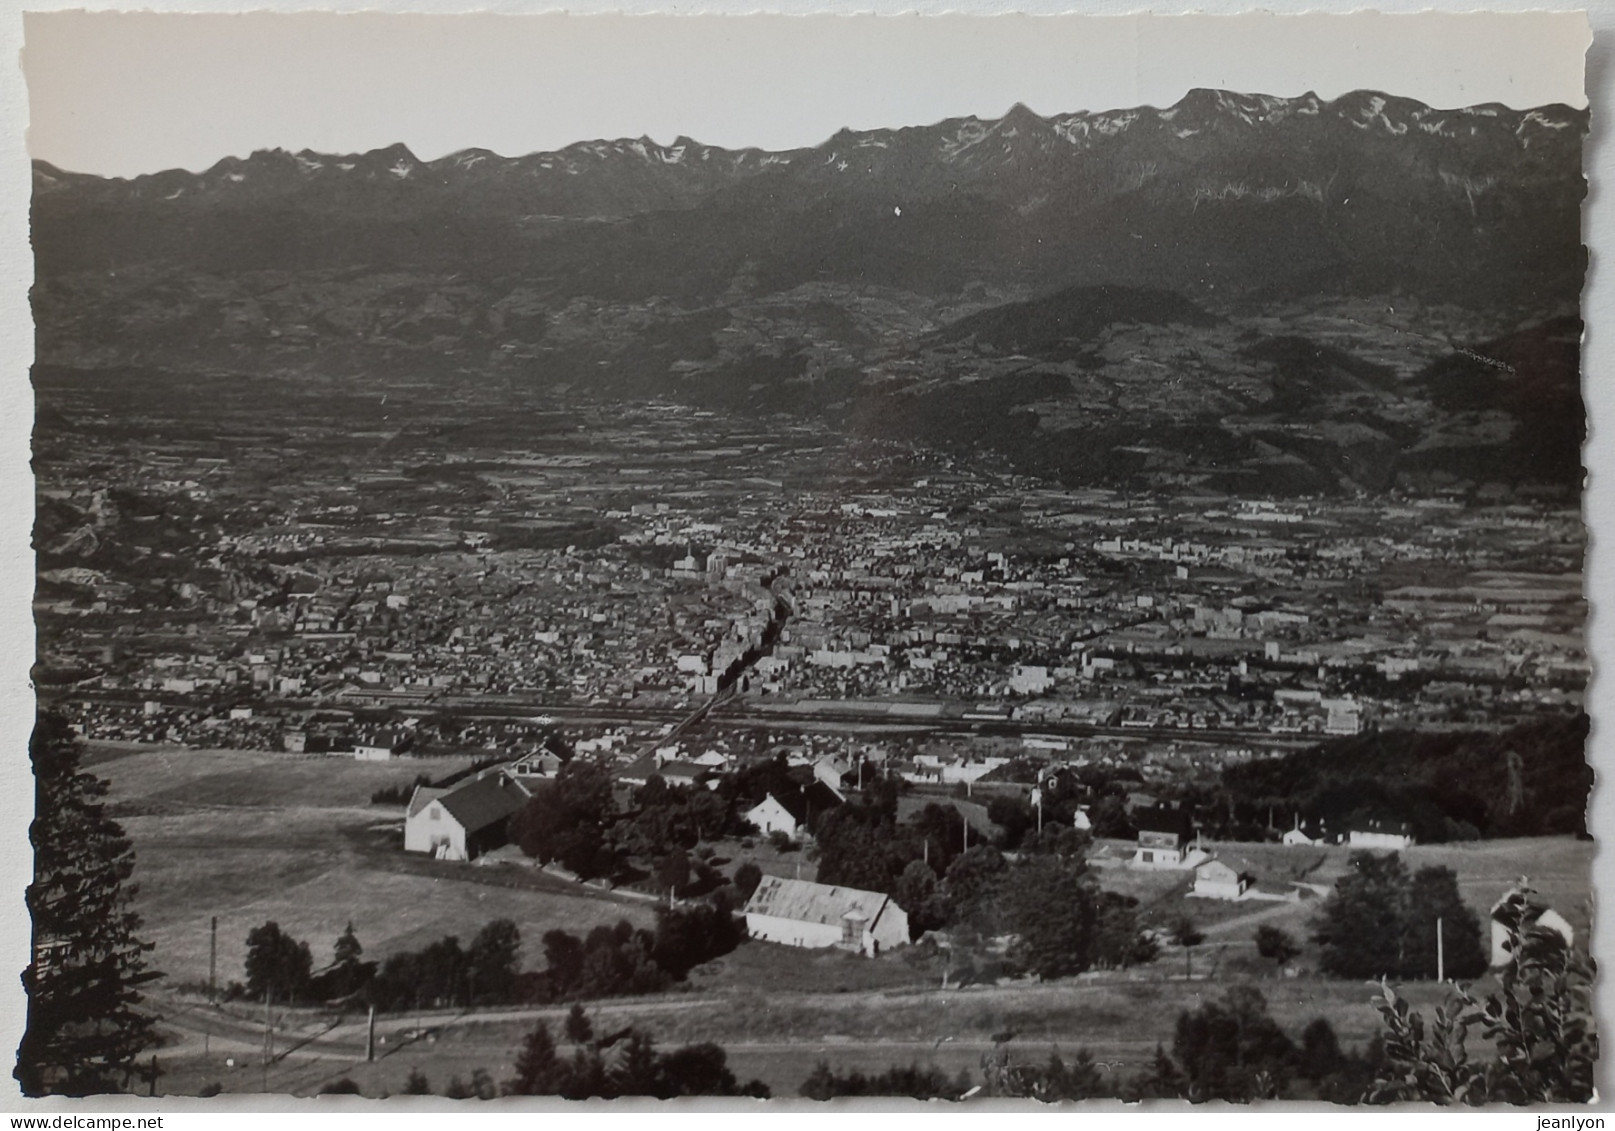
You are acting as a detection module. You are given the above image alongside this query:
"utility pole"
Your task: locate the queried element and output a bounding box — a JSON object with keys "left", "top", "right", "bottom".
{"left": 208, "top": 917, "right": 218, "bottom": 1005}
{"left": 366, "top": 1005, "right": 376, "bottom": 1062}
{"left": 262, "top": 990, "right": 272, "bottom": 1093}
{"left": 1437, "top": 917, "right": 1445, "bottom": 982}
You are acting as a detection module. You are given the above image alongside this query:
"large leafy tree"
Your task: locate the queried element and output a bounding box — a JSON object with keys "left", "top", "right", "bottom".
{"left": 1000, "top": 854, "right": 1100, "bottom": 979}
{"left": 812, "top": 804, "right": 904, "bottom": 893}
{"left": 511, "top": 759, "right": 618, "bottom": 879}
{"left": 940, "top": 845, "right": 1009, "bottom": 942}
{"left": 17, "top": 713, "right": 160, "bottom": 1096}
{"left": 1312, "top": 852, "right": 1487, "bottom": 980}
{"left": 1404, "top": 865, "right": 1487, "bottom": 979}
{"left": 1312, "top": 852, "right": 1412, "bottom": 978}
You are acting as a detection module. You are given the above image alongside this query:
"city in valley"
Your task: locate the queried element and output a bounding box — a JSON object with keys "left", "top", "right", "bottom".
{"left": 31, "top": 371, "right": 1591, "bottom": 1099}
{"left": 23, "top": 76, "right": 1593, "bottom": 1103}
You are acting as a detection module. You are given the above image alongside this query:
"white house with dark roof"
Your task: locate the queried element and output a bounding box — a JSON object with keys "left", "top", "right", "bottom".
{"left": 743, "top": 876, "right": 909, "bottom": 957}
{"left": 404, "top": 771, "right": 531, "bottom": 861}
{"left": 745, "top": 794, "right": 801, "bottom": 838}
{"left": 354, "top": 727, "right": 413, "bottom": 761}
{"left": 743, "top": 781, "right": 845, "bottom": 840}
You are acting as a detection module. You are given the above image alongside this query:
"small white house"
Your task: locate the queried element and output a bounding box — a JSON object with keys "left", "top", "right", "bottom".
{"left": 744, "top": 876, "right": 909, "bottom": 957}
{"left": 745, "top": 794, "right": 801, "bottom": 838}
{"left": 1347, "top": 817, "right": 1414, "bottom": 850}
{"left": 1490, "top": 888, "right": 1576, "bottom": 967}
{"left": 1283, "top": 816, "right": 1336, "bottom": 847}
{"left": 1191, "top": 858, "right": 1252, "bottom": 901}
{"left": 354, "top": 728, "right": 412, "bottom": 762}
{"left": 813, "top": 755, "right": 851, "bottom": 790}
{"left": 1131, "top": 806, "right": 1201, "bottom": 869}
{"left": 507, "top": 750, "right": 567, "bottom": 779}
{"left": 744, "top": 782, "right": 843, "bottom": 839}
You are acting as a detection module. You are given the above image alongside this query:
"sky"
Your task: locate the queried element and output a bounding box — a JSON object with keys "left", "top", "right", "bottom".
{"left": 22, "top": 10, "right": 1592, "bottom": 178}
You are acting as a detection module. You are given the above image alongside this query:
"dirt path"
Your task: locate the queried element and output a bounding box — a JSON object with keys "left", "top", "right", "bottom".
{"left": 1199, "top": 898, "right": 1309, "bottom": 938}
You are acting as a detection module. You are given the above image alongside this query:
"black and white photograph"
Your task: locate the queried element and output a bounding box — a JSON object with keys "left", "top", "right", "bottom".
{"left": 8, "top": 9, "right": 1601, "bottom": 1106}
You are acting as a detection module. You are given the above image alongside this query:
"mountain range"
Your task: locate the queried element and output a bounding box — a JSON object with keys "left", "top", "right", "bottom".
{"left": 31, "top": 89, "right": 1589, "bottom": 495}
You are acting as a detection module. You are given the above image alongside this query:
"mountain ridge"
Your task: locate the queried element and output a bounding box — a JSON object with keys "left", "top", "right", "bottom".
{"left": 33, "top": 87, "right": 1585, "bottom": 199}
{"left": 29, "top": 88, "right": 1588, "bottom": 498}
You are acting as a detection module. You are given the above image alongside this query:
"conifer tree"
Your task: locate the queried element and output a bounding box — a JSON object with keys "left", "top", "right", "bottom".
{"left": 504, "top": 1020, "right": 565, "bottom": 1096}
{"left": 16, "top": 713, "right": 159, "bottom": 1096}
{"left": 333, "top": 922, "right": 363, "bottom": 969}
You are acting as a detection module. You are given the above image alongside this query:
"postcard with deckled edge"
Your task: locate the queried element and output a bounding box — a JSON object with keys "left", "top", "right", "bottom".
{"left": 8, "top": 8, "right": 1599, "bottom": 1109}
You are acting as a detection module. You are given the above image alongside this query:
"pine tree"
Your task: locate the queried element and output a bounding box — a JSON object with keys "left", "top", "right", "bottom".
{"left": 17, "top": 713, "right": 160, "bottom": 1096}
{"left": 243, "top": 921, "right": 312, "bottom": 1003}
{"left": 466, "top": 919, "right": 521, "bottom": 1004}
{"left": 563, "top": 1002, "right": 593, "bottom": 1045}
{"left": 503, "top": 1020, "right": 566, "bottom": 1095}
{"left": 333, "top": 922, "right": 363, "bottom": 969}
{"left": 403, "top": 1067, "right": 432, "bottom": 1095}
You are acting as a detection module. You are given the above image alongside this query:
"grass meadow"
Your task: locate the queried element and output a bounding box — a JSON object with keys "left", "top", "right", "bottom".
{"left": 95, "top": 744, "right": 654, "bottom": 991}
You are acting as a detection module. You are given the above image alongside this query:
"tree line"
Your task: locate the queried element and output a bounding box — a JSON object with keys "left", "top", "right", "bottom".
{"left": 1219, "top": 712, "right": 1590, "bottom": 842}
{"left": 231, "top": 896, "right": 745, "bottom": 1011}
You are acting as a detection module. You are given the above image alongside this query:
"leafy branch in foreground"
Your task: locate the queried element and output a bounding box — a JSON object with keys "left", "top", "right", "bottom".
{"left": 1370, "top": 884, "right": 1596, "bottom": 1104}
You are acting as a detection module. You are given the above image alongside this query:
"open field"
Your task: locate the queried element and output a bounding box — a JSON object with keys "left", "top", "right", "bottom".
{"left": 96, "top": 744, "right": 654, "bottom": 989}
{"left": 92, "top": 743, "right": 444, "bottom": 810}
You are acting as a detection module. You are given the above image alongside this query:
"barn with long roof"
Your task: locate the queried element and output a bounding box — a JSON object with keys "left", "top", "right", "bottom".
{"left": 743, "top": 875, "right": 909, "bottom": 957}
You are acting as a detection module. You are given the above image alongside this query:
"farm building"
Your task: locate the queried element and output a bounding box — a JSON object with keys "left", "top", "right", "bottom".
{"left": 404, "top": 771, "right": 531, "bottom": 861}
{"left": 743, "top": 875, "right": 909, "bottom": 957}
{"left": 1191, "top": 857, "right": 1252, "bottom": 901}
{"left": 1131, "top": 806, "right": 1203, "bottom": 869}
{"left": 1347, "top": 816, "right": 1414, "bottom": 849}
{"left": 1282, "top": 816, "right": 1338, "bottom": 847}
{"left": 615, "top": 754, "right": 661, "bottom": 787}
{"left": 354, "top": 728, "right": 413, "bottom": 761}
